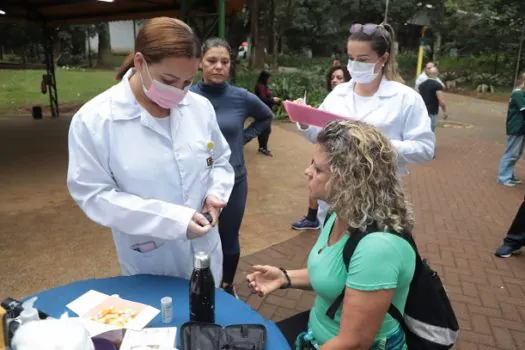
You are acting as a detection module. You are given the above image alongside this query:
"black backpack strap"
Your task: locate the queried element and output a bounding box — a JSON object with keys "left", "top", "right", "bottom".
{"left": 325, "top": 223, "right": 407, "bottom": 321}
{"left": 385, "top": 232, "right": 422, "bottom": 336}
{"left": 323, "top": 210, "right": 334, "bottom": 227}
{"left": 387, "top": 304, "right": 410, "bottom": 335}
{"left": 325, "top": 227, "right": 370, "bottom": 319}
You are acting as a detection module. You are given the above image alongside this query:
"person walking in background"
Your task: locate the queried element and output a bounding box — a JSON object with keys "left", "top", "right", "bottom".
{"left": 291, "top": 65, "right": 351, "bottom": 231}
{"left": 191, "top": 38, "right": 272, "bottom": 296}
{"left": 254, "top": 71, "right": 281, "bottom": 157}
{"left": 497, "top": 73, "right": 525, "bottom": 187}
{"left": 495, "top": 196, "right": 525, "bottom": 257}
{"left": 419, "top": 66, "right": 448, "bottom": 136}
{"left": 415, "top": 61, "right": 444, "bottom": 91}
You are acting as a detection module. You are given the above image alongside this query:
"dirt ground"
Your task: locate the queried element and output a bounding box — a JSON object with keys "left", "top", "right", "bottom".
{"left": 0, "top": 115, "right": 315, "bottom": 299}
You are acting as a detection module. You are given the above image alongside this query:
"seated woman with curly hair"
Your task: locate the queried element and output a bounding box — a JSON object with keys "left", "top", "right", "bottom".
{"left": 247, "top": 120, "right": 416, "bottom": 349}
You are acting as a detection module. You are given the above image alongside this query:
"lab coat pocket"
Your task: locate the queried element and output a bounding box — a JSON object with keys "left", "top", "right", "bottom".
{"left": 122, "top": 241, "right": 174, "bottom": 276}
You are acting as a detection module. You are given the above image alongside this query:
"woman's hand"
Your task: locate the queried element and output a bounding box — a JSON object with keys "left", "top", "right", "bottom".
{"left": 246, "top": 265, "right": 287, "bottom": 297}
{"left": 186, "top": 212, "right": 212, "bottom": 239}
{"left": 293, "top": 98, "right": 306, "bottom": 105}
{"left": 273, "top": 96, "right": 282, "bottom": 103}
{"left": 291, "top": 98, "right": 310, "bottom": 129}
{"left": 202, "top": 194, "right": 226, "bottom": 225}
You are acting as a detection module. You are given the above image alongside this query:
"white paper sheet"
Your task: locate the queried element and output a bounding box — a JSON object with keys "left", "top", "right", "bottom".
{"left": 66, "top": 290, "right": 109, "bottom": 316}
{"left": 120, "top": 327, "right": 177, "bottom": 350}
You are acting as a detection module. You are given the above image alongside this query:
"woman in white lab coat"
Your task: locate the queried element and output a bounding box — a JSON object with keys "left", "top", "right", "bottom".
{"left": 298, "top": 23, "right": 435, "bottom": 224}
{"left": 67, "top": 17, "right": 235, "bottom": 286}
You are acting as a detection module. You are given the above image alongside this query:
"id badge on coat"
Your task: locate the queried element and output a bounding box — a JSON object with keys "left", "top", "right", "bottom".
{"left": 206, "top": 141, "right": 215, "bottom": 168}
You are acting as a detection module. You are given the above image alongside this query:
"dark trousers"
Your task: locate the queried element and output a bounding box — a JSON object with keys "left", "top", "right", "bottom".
{"left": 218, "top": 175, "right": 248, "bottom": 284}
{"left": 503, "top": 197, "right": 525, "bottom": 248}
{"left": 258, "top": 125, "right": 271, "bottom": 149}
{"left": 276, "top": 310, "right": 310, "bottom": 347}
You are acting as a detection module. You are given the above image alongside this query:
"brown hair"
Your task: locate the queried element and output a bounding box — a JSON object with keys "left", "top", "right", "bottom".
{"left": 326, "top": 65, "right": 351, "bottom": 92}
{"left": 348, "top": 23, "right": 404, "bottom": 83}
{"left": 115, "top": 17, "right": 201, "bottom": 80}
{"left": 317, "top": 120, "right": 414, "bottom": 233}
{"left": 202, "top": 37, "right": 232, "bottom": 56}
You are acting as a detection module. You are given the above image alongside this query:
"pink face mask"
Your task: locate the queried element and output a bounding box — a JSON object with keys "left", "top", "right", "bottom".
{"left": 140, "top": 63, "right": 190, "bottom": 109}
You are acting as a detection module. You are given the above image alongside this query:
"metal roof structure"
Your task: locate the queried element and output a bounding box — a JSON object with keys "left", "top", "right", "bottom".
{"left": 0, "top": 0, "right": 244, "bottom": 25}
{"left": 0, "top": 0, "right": 245, "bottom": 118}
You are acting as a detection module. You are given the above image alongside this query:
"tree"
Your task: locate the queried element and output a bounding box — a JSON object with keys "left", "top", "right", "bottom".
{"left": 273, "top": 0, "right": 425, "bottom": 56}
{"left": 0, "top": 22, "right": 96, "bottom": 66}
{"left": 249, "top": 0, "right": 266, "bottom": 70}
{"left": 227, "top": 8, "right": 250, "bottom": 83}
{"left": 96, "top": 22, "right": 113, "bottom": 68}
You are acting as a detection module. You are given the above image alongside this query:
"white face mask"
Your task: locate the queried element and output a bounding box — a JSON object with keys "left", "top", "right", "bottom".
{"left": 347, "top": 60, "right": 380, "bottom": 84}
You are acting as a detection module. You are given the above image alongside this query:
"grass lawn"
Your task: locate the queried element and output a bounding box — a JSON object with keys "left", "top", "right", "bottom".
{"left": 0, "top": 68, "right": 116, "bottom": 114}
{"left": 0, "top": 65, "right": 513, "bottom": 116}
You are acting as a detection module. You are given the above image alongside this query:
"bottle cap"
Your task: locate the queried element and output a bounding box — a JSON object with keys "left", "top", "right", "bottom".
{"left": 194, "top": 251, "right": 210, "bottom": 269}
{"left": 161, "top": 297, "right": 172, "bottom": 306}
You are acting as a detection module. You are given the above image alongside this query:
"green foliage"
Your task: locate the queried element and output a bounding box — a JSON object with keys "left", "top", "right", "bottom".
{"left": 471, "top": 73, "right": 503, "bottom": 87}
{"left": 437, "top": 54, "right": 516, "bottom": 87}
{"left": 271, "top": 55, "right": 332, "bottom": 71}
{"left": 397, "top": 51, "right": 419, "bottom": 77}
{"left": 276, "top": 0, "right": 430, "bottom": 56}
{"left": 441, "top": 0, "right": 524, "bottom": 57}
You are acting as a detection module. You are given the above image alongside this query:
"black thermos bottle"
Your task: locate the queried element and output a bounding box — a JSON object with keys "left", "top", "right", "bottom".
{"left": 189, "top": 251, "right": 215, "bottom": 323}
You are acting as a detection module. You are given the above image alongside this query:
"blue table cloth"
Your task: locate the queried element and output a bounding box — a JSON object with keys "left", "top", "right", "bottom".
{"left": 30, "top": 274, "right": 290, "bottom": 349}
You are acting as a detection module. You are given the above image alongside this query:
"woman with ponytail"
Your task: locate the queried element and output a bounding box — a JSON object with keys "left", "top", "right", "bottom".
{"left": 67, "top": 18, "right": 235, "bottom": 285}
{"left": 297, "top": 23, "right": 435, "bottom": 225}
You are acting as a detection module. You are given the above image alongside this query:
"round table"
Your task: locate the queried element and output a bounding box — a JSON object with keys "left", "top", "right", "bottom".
{"left": 30, "top": 275, "right": 290, "bottom": 350}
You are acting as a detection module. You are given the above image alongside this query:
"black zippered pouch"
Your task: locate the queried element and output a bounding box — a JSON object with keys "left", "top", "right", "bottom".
{"left": 180, "top": 322, "right": 267, "bottom": 350}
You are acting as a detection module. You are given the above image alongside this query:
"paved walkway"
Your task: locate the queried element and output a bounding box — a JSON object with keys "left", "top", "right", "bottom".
{"left": 1, "top": 92, "right": 524, "bottom": 349}
{"left": 236, "top": 93, "right": 525, "bottom": 350}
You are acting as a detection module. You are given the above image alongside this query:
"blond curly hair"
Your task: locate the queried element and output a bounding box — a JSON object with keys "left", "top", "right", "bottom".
{"left": 317, "top": 120, "right": 414, "bottom": 233}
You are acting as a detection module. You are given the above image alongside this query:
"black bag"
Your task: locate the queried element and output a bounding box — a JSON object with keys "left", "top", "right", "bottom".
{"left": 180, "top": 322, "right": 267, "bottom": 350}
{"left": 324, "top": 216, "right": 459, "bottom": 349}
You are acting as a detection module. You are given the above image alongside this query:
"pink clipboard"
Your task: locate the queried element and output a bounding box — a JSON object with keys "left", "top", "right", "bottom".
{"left": 283, "top": 101, "right": 355, "bottom": 128}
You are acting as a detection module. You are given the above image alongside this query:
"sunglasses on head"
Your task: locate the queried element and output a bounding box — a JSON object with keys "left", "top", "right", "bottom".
{"left": 350, "top": 23, "right": 380, "bottom": 35}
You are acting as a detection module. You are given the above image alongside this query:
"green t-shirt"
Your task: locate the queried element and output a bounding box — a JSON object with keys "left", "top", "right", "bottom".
{"left": 307, "top": 213, "right": 416, "bottom": 346}
{"left": 506, "top": 89, "right": 525, "bottom": 135}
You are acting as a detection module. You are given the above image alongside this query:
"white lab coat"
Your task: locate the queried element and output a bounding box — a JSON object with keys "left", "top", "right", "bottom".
{"left": 299, "top": 78, "right": 435, "bottom": 223}
{"left": 67, "top": 69, "right": 235, "bottom": 287}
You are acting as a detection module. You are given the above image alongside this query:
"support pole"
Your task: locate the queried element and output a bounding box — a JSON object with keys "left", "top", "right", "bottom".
{"left": 181, "top": 0, "right": 189, "bottom": 23}
{"left": 218, "top": 0, "right": 225, "bottom": 38}
{"left": 416, "top": 26, "right": 427, "bottom": 78}
{"left": 132, "top": 20, "right": 137, "bottom": 48}
{"left": 514, "top": 23, "right": 525, "bottom": 87}
{"left": 43, "top": 24, "right": 59, "bottom": 119}
{"left": 384, "top": 0, "right": 389, "bottom": 23}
